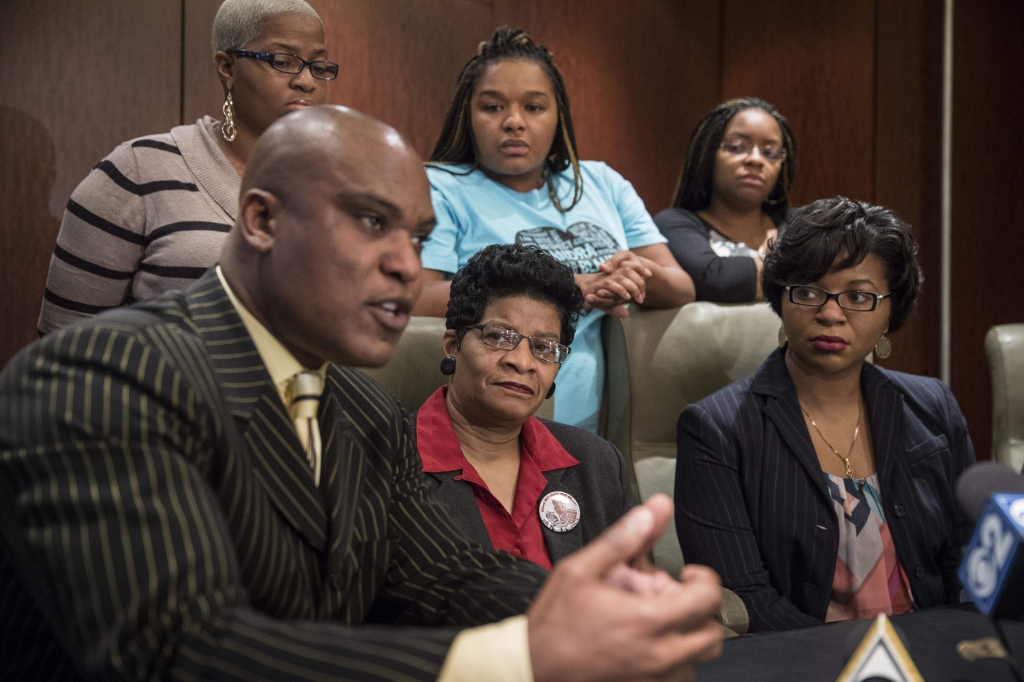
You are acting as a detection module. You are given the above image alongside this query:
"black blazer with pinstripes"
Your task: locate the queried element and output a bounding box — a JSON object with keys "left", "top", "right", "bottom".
{"left": 674, "top": 348, "right": 975, "bottom": 633}
{"left": 0, "top": 270, "right": 545, "bottom": 681}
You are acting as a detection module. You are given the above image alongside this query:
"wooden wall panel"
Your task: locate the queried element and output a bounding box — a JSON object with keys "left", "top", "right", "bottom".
{"left": 951, "top": 0, "right": 1024, "bottom": 460}
{"left": 874, "top": 0, "right": 943, "bottom": 379}
{"left": 183, "top": 0, "right": 228, "bottom": 126}
{"left": 493, "top": 0, "right": 721, "bottom": 213}
{"left": 318, "top": 0, "right": 493, "bottom": 159}
{"left": 720, "top": 0, "right": 876, "bottom": 207}
{"left": 0, "top": 0, "right": 181, "bottom": 368}
{"left": 183, "top": 0, "right": 493, "bottom": 161}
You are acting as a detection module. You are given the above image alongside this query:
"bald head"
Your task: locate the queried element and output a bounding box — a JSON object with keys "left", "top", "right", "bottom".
{"left": 241, "top": 105, "right": 415, "bottom": 205}
{"left": 220, "top": 104, "right": 436, "bottom": 369}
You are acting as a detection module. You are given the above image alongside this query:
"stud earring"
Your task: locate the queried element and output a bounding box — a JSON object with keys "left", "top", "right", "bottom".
{"left": 778, "top": 325, "right": 787, "bottom": 347}
{"left": 874, "top": 335, "right": 891, "bottom": 359}
{"left": 546, "top": 382, "right": 556, "bottom": 400}
{"left": 439, "top": 355, "right": 456, "bottom": 375}
{"left": 221, "top": 92, "right": 237, "bottom": 142}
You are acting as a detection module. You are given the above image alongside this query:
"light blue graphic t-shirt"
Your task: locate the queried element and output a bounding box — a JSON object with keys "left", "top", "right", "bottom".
{"left": 422, "top": 161, "right": 667, "bottom": 433}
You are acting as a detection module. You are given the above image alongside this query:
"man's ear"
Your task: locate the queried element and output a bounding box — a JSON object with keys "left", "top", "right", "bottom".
{"left": 238, "top": 188, "right": 279, "bottom": 253}
{"left": 214, "top": 51, "right": 234, "bottom": 97}
{"left": 441, "top": 329, "right": 460, "bottom": 357}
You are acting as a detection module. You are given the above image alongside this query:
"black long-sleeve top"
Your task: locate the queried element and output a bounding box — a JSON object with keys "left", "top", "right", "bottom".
{"left": 654, "top": 207, "right": 785, "bottom": 303}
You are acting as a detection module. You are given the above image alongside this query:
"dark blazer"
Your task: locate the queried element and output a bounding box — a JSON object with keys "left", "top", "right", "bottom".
{"left": 674, "top": 348, "right": 974, "bottom": 632}
{"left": 413, "top": 415, "right": 636, "bottom": 564}
{"left": 0, "top": 270, "right": 545, "bottom": 681}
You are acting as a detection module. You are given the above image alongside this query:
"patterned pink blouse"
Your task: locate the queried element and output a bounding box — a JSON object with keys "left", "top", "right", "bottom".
{"left": 823, "top": 473, "right": 915, "bottom": 622}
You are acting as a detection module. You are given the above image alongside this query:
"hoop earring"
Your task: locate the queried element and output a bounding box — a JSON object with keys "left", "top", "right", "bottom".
{"left": 440, "top": 356, "right": 456, "bottom": 376}
{"left": 546, "top": 382, "right": 556, "bottom": 400}
{"left": 222, "top": 92, "right": 237, "bottom": 142}
{"left": 778, "top": 325, "right": 787, "bottom": 348}
{"left": 874, "top": 335, "right": 891, "bottom": 359}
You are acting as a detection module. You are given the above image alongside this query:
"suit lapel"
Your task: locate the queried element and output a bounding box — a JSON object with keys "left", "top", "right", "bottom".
{"left": 428, "top": 472, "right": 493, "bottom": 548}
{"left": 185, "top": 270, "right": 327, "bottom": 552}
{"left": 244, "top": 386, "right": 328, "bottom": 552}
{"left": 861, "top": 364, "right": 903, "bottom": 495}
{"left": 319, "top": 383, "right": 365, "bottom": 576}
{"left": 538, "top": 468, "right": 584, "bottom": 561}
{"left": 755, "top": 349, "right": 831, "bottom": 504}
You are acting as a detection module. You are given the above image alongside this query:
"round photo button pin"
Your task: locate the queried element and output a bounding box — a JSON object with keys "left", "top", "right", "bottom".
{"left": 538, "top": 491, "right": 580, "bottom": 533}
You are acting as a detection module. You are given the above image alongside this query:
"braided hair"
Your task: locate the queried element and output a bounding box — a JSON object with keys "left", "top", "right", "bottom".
{"left": 429, "top": 26, "right": 583, "bottom": 213}
{"left": 671, "top": 97, "right": 797, "bottom": 225}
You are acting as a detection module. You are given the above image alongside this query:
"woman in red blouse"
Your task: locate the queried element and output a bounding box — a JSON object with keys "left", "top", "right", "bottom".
{"left": 415, "top": 243, "right": 635, "bottom": 569}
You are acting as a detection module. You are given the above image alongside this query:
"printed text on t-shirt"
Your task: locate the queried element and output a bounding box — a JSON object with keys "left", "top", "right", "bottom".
{"left": 514, "top": 222, "right": 620, "bottom": 274}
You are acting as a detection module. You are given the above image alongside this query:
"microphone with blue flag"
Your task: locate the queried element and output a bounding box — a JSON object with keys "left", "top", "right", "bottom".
{"left": 959, "top": 492, "right": 1024, "bottom": 618}
{"left": 957, "top": 462, "right": 1024, "bottom": 619}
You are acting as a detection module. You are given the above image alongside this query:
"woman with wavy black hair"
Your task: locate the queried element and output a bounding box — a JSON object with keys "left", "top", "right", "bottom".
{"left": 413, "top": 26, "right": 695, "bottom": 434}
{"left": 655, "top": 98, "right": 797, "bottom": 303}
{"left": 415, "top": 244, "right": 635, "bottom": 569}
{"left": 674, "top": 196, "right": 974, "bottom": 631}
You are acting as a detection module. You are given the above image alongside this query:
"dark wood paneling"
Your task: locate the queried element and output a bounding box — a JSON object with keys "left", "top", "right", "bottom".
{"left": 720, "top": 0, "right": 876, "bottom": 207}
{"left": 0, "top": 108, "right": 60, "bottom": 368}
{"left": 494, "top": 0, "right": 721, "bottom": 213}
{"left": 951, "top": 0, "right": 1024, "bottom": 460}
{"left": 874, "top": 0, "right": 943, "bottom": 380}
{"left": 318, "top": 0, "right": 493, "bottom": 160}
{"left": 183, "top": 0, "right": 493, "bottom": 161}
{"left": 0, "top": 0, "right": 181, "bottom": 367}
{"left": 183, "top": 0, "right": 227, "bottom": 126}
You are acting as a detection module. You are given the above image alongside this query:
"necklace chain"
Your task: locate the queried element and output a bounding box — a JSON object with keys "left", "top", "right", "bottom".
{"left": 697, "top": 210, "right": 775, "bottom": 253}
{"left": 801, "top": 402, "right": 862, "bottom": 479}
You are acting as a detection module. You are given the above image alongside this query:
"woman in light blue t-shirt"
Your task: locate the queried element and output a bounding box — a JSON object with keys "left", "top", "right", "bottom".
{"left": 413, "top": 26, "right": 695, "bottom": 433}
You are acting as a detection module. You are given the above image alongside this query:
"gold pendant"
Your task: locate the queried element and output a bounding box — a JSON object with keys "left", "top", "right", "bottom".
{"left": 844, "top": 458, "right": 854, "bottom": 478}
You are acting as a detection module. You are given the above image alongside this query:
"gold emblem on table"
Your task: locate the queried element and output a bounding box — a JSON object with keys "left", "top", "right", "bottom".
{"left": 539, "top": 491, "right": 580, "bottom": 533}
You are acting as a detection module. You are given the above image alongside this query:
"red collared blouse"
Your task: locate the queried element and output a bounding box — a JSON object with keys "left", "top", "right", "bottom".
{"left": 416, "top": 386, "right": 579, "bottom": 571}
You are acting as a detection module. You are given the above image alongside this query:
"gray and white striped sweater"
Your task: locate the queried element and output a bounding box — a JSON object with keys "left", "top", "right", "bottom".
{"left": 38, "top": 116, "right": 239, "bottom": 334}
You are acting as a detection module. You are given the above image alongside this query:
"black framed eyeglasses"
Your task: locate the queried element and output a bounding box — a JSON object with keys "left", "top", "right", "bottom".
{"left": 226, "top": 49, "right": 339, "bottom": 80}
{"left": 786, "top": 285, "right": 892, "bottom": 312}
{"left": 719, "top": 140, "right": 787, "bottom": 163}
{"left": 460, "top": 324, "right": 571, "bottom": 364}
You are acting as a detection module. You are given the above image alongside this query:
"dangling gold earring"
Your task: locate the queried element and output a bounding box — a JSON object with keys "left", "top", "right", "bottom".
{"left": 778, "top": 325, "right": 787, "bottom": 347}
{"left": 874, "top": 335, "right": 891, "bottom": 359}
{"left": 222, "top": 92, "right": 237, "bottom": 142}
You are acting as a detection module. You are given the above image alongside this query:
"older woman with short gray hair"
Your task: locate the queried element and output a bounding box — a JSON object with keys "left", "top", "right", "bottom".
{"left": 39, "top": 0, "right": 334, "bottom": 333}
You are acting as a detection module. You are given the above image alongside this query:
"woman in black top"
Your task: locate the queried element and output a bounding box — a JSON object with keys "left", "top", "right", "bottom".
{"left": 655, "top": 98, "right": 797, "bottom": 303}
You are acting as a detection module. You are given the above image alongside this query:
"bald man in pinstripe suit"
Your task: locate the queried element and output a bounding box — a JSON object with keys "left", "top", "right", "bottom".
{"left": 0, "top": 105, "right": 723, "bottom": 682}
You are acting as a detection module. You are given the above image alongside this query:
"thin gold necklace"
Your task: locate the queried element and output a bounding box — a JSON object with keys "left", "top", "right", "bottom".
{"left": 801, "top": 402, "right": 862, "bottom": 479}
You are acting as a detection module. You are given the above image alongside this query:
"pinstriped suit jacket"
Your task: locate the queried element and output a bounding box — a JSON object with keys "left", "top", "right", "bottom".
{"left": 0, "top": 270, "right": 545, "bottom": 681}
{"left": 674, "top": 348, "right": 974, "bottom": 633}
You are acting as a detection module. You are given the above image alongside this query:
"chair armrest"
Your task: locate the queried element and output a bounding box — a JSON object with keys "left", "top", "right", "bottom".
{"left": 717, "top": 587, "right": 749, "bottom": 636}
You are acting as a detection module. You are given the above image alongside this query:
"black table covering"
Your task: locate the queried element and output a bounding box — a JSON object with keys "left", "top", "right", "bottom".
{"left": 696, "top": 608, "right": 1022, "bottom": 681}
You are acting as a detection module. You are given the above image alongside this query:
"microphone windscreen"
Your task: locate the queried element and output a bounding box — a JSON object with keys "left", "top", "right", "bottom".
{"left": 956, "top": 462, "right": 1024, "bottom": 522}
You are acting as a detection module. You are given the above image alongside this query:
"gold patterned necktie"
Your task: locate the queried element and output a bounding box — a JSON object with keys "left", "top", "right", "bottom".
{"left": 286, "top": 371, "right": 324, "bottom": 486}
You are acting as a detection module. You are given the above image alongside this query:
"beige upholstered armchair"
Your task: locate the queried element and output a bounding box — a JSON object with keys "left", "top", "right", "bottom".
{"left": 365, "top": 308, "right": 776, "bottom": 635}
{"left": 986, "top": 324, "right": 1024, "bottom": 472}
{"left": 603, "top": 301, "right": 782, "bottom": 634}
